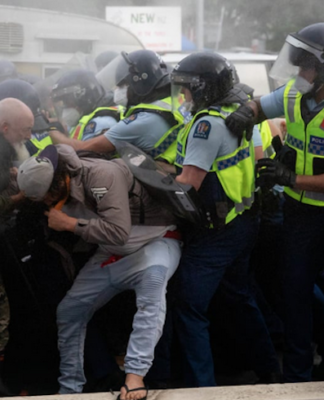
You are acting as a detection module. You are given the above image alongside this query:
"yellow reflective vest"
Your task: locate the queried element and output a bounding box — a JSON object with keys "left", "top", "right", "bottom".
{"left": 176, "top": 105, "right": 255, "bottom": 226}
{"left": 70, "top": 106, "right": 122, "bottom": 140}
{"left": 259, "top": 120, "right": 275, "bottom": 158}
{"left": 125, "top": 97, "right": 185, "bottom": 164}
{"left": 26, "top": 132, "right": 53, "bottom": 156}
{"left": 284, "top": 79, "right": 324, "bottom": 206}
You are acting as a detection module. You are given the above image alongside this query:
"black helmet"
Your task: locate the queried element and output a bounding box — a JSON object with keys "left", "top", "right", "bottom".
{"left": 288, "top": 23, "right": 324, "bottom": 84}
{"left": 0, "top": 59, "right": 18, "bottom": 83}
{"left": 115, "top": 50, "right": 170, "bottom": 96}
{"left": 95, "top": 50, "right": 119, "bottom": 72}
{"left": 51, "top": 69, "right": 105, "bottom": 114}
{"left": 171, "top": 52, "right": 233, "bottom": 110}
{"left": 271, "top": 23, "right": 324, "bottom": 86}
{"left": 0, "top": 79, "right": 49, "bottom": 132}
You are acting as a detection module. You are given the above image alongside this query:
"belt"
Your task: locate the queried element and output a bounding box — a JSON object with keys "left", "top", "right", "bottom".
{"left": 100, "top": 230, "right": 182, "bottom": 268}
{"left": 163, "top": 230, "right": 182, "bottom": 240}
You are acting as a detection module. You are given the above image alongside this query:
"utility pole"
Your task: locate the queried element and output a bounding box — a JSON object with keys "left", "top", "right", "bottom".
{"left": 196, "top": 0, "right": 204, "bottom": 51}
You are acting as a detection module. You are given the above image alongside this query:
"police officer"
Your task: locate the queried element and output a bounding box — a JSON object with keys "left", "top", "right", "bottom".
{"left": 51, "top": 69, "right": 121, "bottom": 141}
{"left": 49, "top": 50, "right": 184, "bottom": 164}
{"left": 170, "top": 51, "right": 280, "bottom": 387}
{"left": 225, "top": 22, "right": 324, "bottom": 383}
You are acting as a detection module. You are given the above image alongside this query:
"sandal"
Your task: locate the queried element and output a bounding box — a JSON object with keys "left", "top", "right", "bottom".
{"left": 117, "top": 384, "right": 148, "bottom": 400}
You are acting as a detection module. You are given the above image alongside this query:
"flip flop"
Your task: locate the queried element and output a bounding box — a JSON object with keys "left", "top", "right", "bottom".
{"left": 117, "top": 384, "right": 148, "bottom": 400}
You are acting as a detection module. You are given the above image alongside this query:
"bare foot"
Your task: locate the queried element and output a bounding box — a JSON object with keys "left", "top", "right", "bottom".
{"left": 119, "top": 373, "right": 147, "bottom": 400}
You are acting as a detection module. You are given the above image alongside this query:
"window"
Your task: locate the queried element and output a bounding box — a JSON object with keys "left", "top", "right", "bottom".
{"left": 0, "top": 22, "right": 23, "bottom": 53}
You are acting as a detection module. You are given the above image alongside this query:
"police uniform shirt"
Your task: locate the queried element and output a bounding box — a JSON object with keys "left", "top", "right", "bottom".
{"left": 183, "top": 115, "right": 261, "bottom": 171}
{"left": 82, "top": 116, "right": 118, "bottom": 141}
{"left": 260, "top": 85, "right": 324, "bottom": 118}
{"left": 104, "top": 111, "right": 170, "bottom": 152}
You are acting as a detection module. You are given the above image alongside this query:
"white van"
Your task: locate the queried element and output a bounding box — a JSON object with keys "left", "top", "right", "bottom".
{"left": 0, "top": 5, "right": 144, "bottom": 79}
{"left": 160, "top": 51, "right": 278, "bottom": 97}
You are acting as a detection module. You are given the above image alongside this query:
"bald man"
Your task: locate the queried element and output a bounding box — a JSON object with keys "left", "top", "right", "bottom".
{"left": 0, "top": 98, "right": 32, "bottom": 396}
{"left": 0, "top": 98, "right": 34, "bottom": 163}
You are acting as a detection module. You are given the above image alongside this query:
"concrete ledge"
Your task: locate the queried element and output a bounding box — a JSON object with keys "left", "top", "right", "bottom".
{"left": 5, "top": 382, "right": 324, "bottom": 400}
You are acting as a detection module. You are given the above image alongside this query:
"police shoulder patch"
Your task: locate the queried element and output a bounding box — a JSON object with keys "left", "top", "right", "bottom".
{"left": 193, "top": 120, "right": 211, "bottom": 140}
{"left": 123, "top": 114, "right": 137, "bottom": 125}
{"left": 84, "top": 121, "right": 97, "bottom": 135}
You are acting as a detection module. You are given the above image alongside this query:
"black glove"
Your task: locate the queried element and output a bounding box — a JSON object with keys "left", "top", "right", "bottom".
{"left": 225, "top": 105, "right": 255, "bottom": 141}
{"left": 48, "top": 121, "right": 66, "bottom": 133}
{"left": 256, "top": 158, "right": 296, "bottom": 188}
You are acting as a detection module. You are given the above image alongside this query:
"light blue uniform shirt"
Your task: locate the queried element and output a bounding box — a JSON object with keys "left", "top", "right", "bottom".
{"left": 82, "top": 116, "right": 118, "bottom": 141}
{"left": 104, "top": 111, "right": 171, "bottom": 152}
{"left": 260, "top": 84, "right": 324, "bottom": 118}
{"left": 184, "top": 115, "right": 260, "bottom": 171}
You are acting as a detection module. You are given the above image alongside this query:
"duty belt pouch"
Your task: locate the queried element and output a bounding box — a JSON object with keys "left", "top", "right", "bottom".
{"left": 215, "top": 201, "right": 228, "bottom": 229}
{"left": 199, "top": 173, "right": 232, "bottom": 230}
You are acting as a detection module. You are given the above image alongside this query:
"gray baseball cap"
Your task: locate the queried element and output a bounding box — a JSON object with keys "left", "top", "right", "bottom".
{"left": 17, "top": 145, "right": 58, "bottom": 200}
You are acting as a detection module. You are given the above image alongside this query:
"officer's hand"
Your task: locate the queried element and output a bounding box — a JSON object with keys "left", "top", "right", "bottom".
{"left": 256, "top": 158, "right": 296, "bottom": 188}
{"left": 225, "top": 105, "right": 255, "bottom": 141}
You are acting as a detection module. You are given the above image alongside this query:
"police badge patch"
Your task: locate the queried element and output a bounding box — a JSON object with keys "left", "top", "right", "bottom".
{"left": 123, "top": 114, "right": 138, "bottom": 125}
{"left": 84, "top": 121, "right": 97, "bottom": 135}
{"left": 193, "top": 120, "right": 211, "bottom": 140}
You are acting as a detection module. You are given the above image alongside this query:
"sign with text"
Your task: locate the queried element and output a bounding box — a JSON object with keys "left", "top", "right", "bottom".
{"left": 105, "top": 7, "right": 182, "bottom": 52}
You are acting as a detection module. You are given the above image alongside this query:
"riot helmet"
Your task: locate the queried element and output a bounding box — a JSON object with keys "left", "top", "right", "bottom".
{"left": 0, "top": 59, "right": 18, "bottom": 83}
{"left": 96, "top": 50, "right": 170, "bottom": 106}
{"left": 0, "top": 79, "right": 49, "bottom": 133}
{"left": 270, "top": 23, "right": 324, "bottom": 91}
{"left": 51, "top": 69, "right": 105, "bottom": 118}
{"left": 171, "top": 52, "right": 234, "bottom": 113}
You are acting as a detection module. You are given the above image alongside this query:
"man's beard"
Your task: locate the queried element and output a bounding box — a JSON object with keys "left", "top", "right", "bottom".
{"left": 12, "top": 142, "right": 30, "bottom": 164}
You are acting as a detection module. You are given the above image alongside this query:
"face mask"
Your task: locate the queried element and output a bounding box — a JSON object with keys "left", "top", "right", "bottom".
{"left": 113, "top": 86, "right": 128, "bottom": 107}
{"left": 181, "top": 100, "right": 194, "bottom": 113}
{"left": 61, "top": 108, "right": 81, "bottom": 129}
{"left": 293, "top": 75, "right": 314, "bottom": 94}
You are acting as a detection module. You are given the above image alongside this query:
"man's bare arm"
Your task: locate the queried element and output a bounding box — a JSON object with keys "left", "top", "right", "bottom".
{"left": 295, "top": 174, "right": 324, "bottom": 192}
{"left": 176, "top": 165, "right": 207, "bottom": 191}
{"left": 49, "top": 130, "right": 116, "bottom": 153}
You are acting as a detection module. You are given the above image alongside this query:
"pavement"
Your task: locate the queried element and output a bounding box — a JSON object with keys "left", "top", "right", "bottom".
{"left": 5, "top": 381, "right": 324, "bottom": 400}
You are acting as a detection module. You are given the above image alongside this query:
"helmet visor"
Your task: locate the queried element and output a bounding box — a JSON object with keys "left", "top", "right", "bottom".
{"left": 269, "top": 33, "right": 324, "bottom": 84}
{"left": 96, "top": 54, "right": 129, "bottom": 92}
{"left": 51, "top": 86, "right": 80, "bottom": 120}
{"left": 171, "top": 73, "right": 199, "bottom": 119}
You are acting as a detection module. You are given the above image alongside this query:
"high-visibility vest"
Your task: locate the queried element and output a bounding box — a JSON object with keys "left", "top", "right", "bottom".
{"left": 176, "top": 104, "right": 255, "bottom": 226}
{"left": 284, "top": 79, "right": 324, "bottom": 206}
{"left": 259, "top": 120, "right": 275, "bottom": 158}
{"left": 26, "top": 132, "right": 53, "bottom": 156}
{"left": 125, "top": 97, "right": 185, "bottom": 164}
{"left": 70, "top": 106, "right": 121, "bottom": 140}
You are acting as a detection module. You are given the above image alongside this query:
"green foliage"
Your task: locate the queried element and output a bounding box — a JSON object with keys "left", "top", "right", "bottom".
{"left": 206, "top": 0, "right": 324, "bottom": 52}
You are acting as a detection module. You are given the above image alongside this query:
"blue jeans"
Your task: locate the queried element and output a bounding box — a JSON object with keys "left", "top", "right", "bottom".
{"left": 281, "top": 198, "right": 324, "bottom": 382}
{"left": 57, "top": 238, "right": 181, "bottom": 394}
{"left": 174, "top": 211, "right": 280, "bottom": 387}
